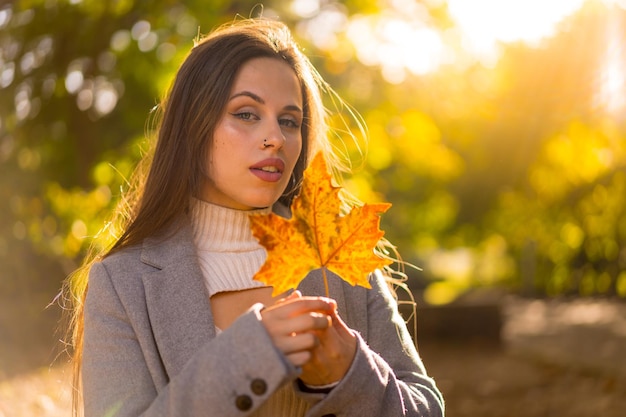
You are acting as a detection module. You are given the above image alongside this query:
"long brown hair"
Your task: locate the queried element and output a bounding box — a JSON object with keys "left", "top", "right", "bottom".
{"left": 64, "top": 18, "right": 334, "bottom": 415}
{"left": 115, "top": 19, "right": 327, "bottom": 252}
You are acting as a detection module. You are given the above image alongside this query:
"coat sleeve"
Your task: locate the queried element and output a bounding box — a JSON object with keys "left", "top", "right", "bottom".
{"left": 82, "top": 262, "right": 299, "bottom": 417}
{"left": 298, "top": 271, "right": 445, "bottom": 417}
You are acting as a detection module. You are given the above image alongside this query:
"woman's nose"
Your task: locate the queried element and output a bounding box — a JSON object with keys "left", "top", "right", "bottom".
{"left": 262, "top": 121, "right": 286, "bottom": 149}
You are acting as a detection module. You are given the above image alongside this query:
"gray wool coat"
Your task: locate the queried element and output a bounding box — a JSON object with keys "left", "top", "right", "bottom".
{"left": 82, "top": 219, "right": 444, "bottom": 417}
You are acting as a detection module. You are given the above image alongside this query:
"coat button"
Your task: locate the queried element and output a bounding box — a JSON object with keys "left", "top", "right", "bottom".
{"left": 235, "top": 394, "right": 253, "bottom": 411}
{"left": 250, "top": 378, "right": 267, "bottom": 396}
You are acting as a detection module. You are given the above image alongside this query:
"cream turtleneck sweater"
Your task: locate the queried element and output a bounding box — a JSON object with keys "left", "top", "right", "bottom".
{"left": 191, "top": 199, "right": 270, "bottom": 297}
{"left": 190, "top": 199, "right": 312, "bottom": 416}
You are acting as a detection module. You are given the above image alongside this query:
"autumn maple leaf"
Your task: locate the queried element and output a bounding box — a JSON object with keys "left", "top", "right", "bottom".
{"left": 250, "top": 152, "right": 392, "bottom": 296}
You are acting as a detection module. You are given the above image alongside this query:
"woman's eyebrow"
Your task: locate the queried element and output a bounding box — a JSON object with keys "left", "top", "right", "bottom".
{"left": 230, "top": 90, "right": 264, "bottom": 103}
{"left": 230, "top": 90, "right": 302, "bottom": 113}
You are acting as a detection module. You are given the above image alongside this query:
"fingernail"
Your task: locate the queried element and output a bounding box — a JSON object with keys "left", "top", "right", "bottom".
{"left": 286, "top": 290, "right": 302, "bottom": 299}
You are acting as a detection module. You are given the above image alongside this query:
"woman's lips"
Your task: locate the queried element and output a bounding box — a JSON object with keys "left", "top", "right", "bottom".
{"left": 250, "top": 158, "right": 285, "bottom": 182}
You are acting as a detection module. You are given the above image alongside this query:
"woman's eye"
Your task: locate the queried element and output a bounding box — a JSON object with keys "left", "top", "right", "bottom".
{"left": 231, "top": 112, "right": 256, "bottom": 121}
{"left": 279, "top": 118, "right": 300, "bottom": 129}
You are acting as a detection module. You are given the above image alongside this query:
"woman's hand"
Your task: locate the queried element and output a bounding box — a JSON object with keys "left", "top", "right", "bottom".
{"left": 260, "top": 291, "right": 357, "bottom": 386}
{"left": 260, "top": 291, "right": 334, "bottom": 368}
{"left": 298, "top": 308, "right": 357, "bottom": 386}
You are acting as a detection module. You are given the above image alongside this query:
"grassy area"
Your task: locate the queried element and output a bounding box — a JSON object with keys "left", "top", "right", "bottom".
{"left": 0, "top": 364, "right": 71, "bottom": 417}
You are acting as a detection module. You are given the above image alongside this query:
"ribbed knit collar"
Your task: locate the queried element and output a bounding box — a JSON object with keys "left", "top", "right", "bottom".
{"left": 190, "top": 198, "right": 271, "bottom": 252}
{"left": 189, "top": 198, "right": 272, "bottom": 297}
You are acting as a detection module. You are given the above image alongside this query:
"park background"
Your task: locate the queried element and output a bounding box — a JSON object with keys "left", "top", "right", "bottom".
{"left": 1, "top": 0, "right": 625, "bottom": 415}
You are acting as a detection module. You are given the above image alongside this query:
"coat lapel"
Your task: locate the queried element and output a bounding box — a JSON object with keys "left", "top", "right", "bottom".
{"left": 140, "top": 220, "right": 215, "bottom": 378}
{"left": 137, "top": 218, "right": 357, "bottom": 379}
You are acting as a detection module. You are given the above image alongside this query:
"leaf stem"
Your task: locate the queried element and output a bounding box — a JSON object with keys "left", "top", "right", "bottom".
{"left": 322, "top": 267, "right": 329, "bottom": 298}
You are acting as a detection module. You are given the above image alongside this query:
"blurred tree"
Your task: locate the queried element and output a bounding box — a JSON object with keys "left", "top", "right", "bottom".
{"left": 0, "top": 0, "right": 285, "bottom": 286}
{"left": 483, "top": 2, "right": 626, "bottom": 297}
{"left": 291, "top": 0, "right": 626, "bottom": 301}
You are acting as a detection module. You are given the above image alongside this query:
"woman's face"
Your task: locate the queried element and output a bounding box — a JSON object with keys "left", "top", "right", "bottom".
{"left": 201, "top": 57, "right": 303, "bottom": 210}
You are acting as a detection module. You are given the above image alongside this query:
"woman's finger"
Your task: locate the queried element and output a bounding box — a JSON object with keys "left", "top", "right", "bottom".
{"left": 274, "top": 332, "right": 319, "bottom": 355}
{"left": 263, "top": 312, "right": 331, "bottom": 339}
{"left": 285, "top": 350, "right": 312, "bottom": 367}
{"left": 284, "top": 312, "right": 331, "bottom": 334}
{"left": 274, "top": 289, "right": 302, "bottom": 305}
{"left": 262, "top": 297, "right": 335, "bottom": 322}
{"left": 260, "top": 295, "right": 337, "bottom": 368}
{"left": 297, "top": 310, "right": 358, "bottom": 386}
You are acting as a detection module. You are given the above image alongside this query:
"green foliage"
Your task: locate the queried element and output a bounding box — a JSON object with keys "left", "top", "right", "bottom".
{"left": 493, "top": 120, "right": 626, "bottom": 296}
{"left": 0, "top": 0, "right": 287, "bottom": 282}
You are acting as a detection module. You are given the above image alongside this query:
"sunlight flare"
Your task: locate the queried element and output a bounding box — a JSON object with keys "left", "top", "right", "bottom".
{"left": 448, "top": 0, "right": 585, "bottom": 63}
{"left": 595, "top": 9, "right": 626, "bottom": 114}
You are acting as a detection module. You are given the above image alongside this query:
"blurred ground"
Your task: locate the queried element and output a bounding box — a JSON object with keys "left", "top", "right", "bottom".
{"left": 420, "top": 295, "right": 626, "bottom": 417}
{"left": 0, "top": 295, "right": 625, "bottom": 416}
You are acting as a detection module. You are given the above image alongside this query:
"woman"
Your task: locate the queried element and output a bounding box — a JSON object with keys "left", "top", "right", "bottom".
{"left": 67, "top": 18, "right": 444, "bottom": 417}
